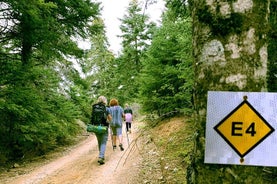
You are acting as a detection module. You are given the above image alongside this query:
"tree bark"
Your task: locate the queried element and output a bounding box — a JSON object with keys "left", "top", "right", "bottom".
{"left": 191, "top": 0, "right": 270, "bottom": 183}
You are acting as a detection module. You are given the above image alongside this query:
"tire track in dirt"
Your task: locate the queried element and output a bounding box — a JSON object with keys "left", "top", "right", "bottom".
{"left": 1, "top": 123, "right": 142, "bottom": 184}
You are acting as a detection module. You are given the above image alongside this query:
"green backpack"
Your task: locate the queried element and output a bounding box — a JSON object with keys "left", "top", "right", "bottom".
{"left": 86, "top": 124, "right": 107, "bottom": 134}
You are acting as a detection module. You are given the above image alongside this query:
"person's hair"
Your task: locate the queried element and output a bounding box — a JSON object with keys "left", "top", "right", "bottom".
{"left": 109, "top": 98, "right": 118, "bottom": 106}
{"left": 97, "top": 96, "right": 107, "bottom": 105}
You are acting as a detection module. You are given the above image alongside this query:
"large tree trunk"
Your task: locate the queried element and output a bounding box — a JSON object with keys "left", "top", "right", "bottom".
{"left": 268, "top": 1, "right": 277, "bottom": 92}
{"left": 191, "top": 0, "right": 270, "bottom": 183}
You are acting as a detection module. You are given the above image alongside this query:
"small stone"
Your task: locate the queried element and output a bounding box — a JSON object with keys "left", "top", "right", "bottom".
{"left": 13, "top": 163, "right": 20, "bottom": 168}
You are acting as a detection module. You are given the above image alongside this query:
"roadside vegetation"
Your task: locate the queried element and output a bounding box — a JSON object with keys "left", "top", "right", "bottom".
{"left": 116, "top": 114, "right": 194, "bottom": 184}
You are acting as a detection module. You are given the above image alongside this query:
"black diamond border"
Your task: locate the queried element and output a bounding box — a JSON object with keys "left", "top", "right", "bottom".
{"left": 214, "top": 100, "right": 275, "bottom": 158}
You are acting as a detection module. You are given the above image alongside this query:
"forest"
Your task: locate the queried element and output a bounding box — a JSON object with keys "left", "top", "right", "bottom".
{"left": 0, "top": 0, "right": 276, "bottom": 183}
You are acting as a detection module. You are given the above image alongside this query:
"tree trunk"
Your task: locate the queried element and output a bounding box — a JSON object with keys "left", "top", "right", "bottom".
{"left": 191, "top": 0, "right": 270, "bottom": 183}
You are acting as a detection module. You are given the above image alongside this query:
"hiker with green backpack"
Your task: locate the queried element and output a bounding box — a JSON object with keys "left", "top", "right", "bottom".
{"left": 89, "top": 96, "right": 112, "bottom": 165}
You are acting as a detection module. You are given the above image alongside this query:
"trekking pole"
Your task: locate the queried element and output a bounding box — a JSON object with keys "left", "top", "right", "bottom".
{"left": 125, "top": 122, "right": 130, "bottom": 147}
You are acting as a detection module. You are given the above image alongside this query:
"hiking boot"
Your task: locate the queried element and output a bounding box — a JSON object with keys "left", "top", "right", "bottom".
{"left": 119, "top": 144, "right": 124, "bottom": 151}
{"left": 98, "top": 158, "right": 105, "bottom": 165}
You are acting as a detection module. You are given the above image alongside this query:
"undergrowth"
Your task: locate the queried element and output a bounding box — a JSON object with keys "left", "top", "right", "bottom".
{"left": 142, "top": 115, "right": 194, "bottom": 184}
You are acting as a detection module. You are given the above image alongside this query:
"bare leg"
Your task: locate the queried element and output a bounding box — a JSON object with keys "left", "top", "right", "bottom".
{"left": 112, "top": 135, "right": 117, "bottom": 146}
{"left": 118, "top": 135, "right": 123, "bottom": 144}
{"left": 119, "top": 135, "right": 124, "bottom": 151}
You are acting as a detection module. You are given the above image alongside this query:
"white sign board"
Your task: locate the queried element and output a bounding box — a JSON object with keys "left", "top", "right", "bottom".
{"left": 204, "top": 91, "right": 277, "bottom": 166}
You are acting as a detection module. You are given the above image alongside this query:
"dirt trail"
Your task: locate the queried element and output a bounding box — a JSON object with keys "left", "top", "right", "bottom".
{"left": 0, "top": 123, "right": 142, "bottom": 184}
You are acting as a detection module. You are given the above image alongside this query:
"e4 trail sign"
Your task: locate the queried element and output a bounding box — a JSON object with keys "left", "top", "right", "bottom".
{"left": 214, "top": 98, "right": 274, "bottom": 158}
{"left": 205, "top": 91, "right": 277, "bottom": 167}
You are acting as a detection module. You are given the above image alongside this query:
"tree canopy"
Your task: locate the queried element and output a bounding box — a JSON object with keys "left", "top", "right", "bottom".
{"left": 139, "top": 8, "right": 193, "bottom": 115}
{"left": 0, "top": 0, "right": 101, "bottom": 162}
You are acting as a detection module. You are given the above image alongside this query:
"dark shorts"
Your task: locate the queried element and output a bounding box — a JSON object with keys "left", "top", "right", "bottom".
{"left": 110, "top": 126, "right": 122, "bottom": 136}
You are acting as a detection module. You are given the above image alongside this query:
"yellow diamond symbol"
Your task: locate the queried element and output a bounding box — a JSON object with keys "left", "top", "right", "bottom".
{"left": 214, "top": 100, "right": 274, "bottom": 158}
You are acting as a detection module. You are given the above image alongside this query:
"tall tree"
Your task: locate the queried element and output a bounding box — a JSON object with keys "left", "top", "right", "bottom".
{"left": 191, "top": 0, "right": 270, "bottom": 183}
{"left": 82, "top": 18, "right": 115, "bottom": 103}
{"left": 114, "top": 0, "right": 157, "bottom": 102}
{"left": 139, "top": 7, "right": 193, "bottom": 116}
{"left": 0, "top": 0, "right": 101, "bottom": 162}
{"left": 1, "top": 0, "right": 100, "bottom": 65}
{"left": 268, "top": 0, "right": 277, "bottom": 92}
{"left": 119, "top": 0, "right": 156, "bottom": 69}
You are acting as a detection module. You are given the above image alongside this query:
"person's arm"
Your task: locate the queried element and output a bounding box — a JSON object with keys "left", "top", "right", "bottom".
{"left": 107, "top": 114, "right": 112, "bottom": 123}
{"left": 106, "top": 107, "right": 112, "bottom": 123}
{"left": 121, "top": 107, "right": 125, "bottom": 120}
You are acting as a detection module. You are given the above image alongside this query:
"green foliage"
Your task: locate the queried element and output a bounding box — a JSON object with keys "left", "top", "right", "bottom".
{"left": 81, "top": 1, "right": 158, "bottom": 106}
{"left": 1, "top": 0, "right": 100, "bottom": 65}
{"left": 120, "top": 0, "right": 156, "bottom": 60}
{"left": 79, "top": 18, "right": 117, "bottom": 105}
{"left": 110, "top": 0, "right": 157, "bottom": 103}
{"left": 139, "top": 9, "right": 193, "bottom": 116}
{"left": 165, "top": 0, "right": 191, "bottom": 18}
{"left": 0, "top": 0, "right": 101, "bottom": 163}
{"left": 0, "top": 65, "right": 81, "bottom": 160}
